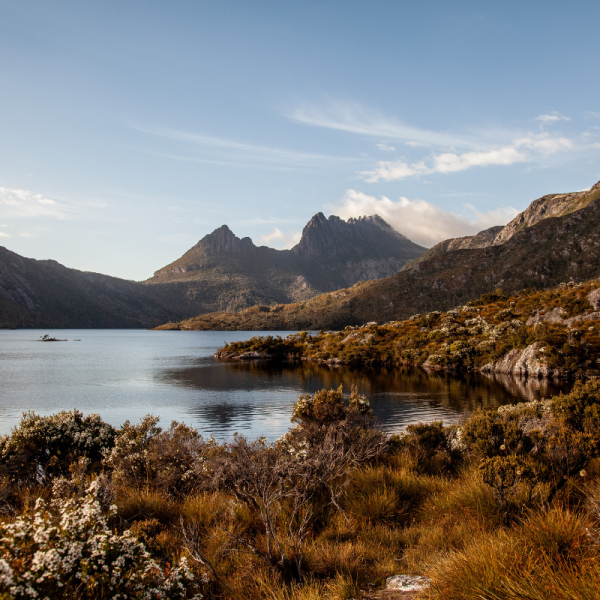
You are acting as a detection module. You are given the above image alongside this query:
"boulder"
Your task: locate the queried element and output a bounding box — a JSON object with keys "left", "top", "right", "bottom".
{"left": 588, "top": 288, "right": 600, "bottom": 310}
{"left": 481, "top": 342, "right": 564, "bottom": 378}
{"left": 386, "top": 575, "right": 431, "bottom": 592}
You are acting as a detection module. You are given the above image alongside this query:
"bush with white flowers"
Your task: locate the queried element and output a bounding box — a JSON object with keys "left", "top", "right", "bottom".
{"left": 0, "top": 481, "right": 201, "bottom": 599}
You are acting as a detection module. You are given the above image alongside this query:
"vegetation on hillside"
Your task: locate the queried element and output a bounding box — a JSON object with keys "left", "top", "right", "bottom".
{"left": 1, "top": 380, "right": 600, "bottom": 599}
{"left": 216, "top": 279, "right": 600, "bottom": 378}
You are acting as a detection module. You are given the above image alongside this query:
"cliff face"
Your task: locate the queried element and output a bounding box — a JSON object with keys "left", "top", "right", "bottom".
{"left": 291, "top": 213, "right": 421, "bottom": 261}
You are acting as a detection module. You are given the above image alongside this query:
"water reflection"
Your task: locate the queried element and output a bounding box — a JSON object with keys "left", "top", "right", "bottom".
{"left": 0, "top": 329, "right": 572, "bottom": 441}
{"left": 156, "top": 360, "right": 570, "bottom": 436}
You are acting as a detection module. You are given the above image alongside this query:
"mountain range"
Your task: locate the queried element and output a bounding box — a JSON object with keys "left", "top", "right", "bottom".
{"left": 157, "top": 180, "right": 600, "bottom": 331}
{"left": 0, "top": 212, "right": 425, "bottom": 328}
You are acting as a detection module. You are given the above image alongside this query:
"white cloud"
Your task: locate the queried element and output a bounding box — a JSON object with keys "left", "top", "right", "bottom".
{"left": 0, "top": 231, "right": 10, "bottom": 238}
{"left": 536, "top": 112, "right": 570, "bottom": 124}
{"left": 0, "top": 187, "right": 74, "bottom": 219}
{"left": 361, "top": 135, "right": 574, "bottom": 182}
{"left": 258, "top": 227, "right": 301, "bottom": 249}
{"left": 376, "top": 142, "right": 395, "bottom": 151}
{"left": 514, "top": 136, "right": 573, "bottom": 153}
{"left": 328, "top": 189, "right": 519, "bottom": 248}
{"left": 362, "top": 160, "right": 428, "bottom": 182}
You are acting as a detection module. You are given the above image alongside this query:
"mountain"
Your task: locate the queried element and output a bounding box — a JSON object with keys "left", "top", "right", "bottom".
{"left": 143, "top": 213, "right": 426, "bottom": 315}
{"left": 0, "top": 213, "right": 425, "bottom": 328}
{"left": 0, "top": 247, "right": 179, "bottom": 329}
{"left": 156, "top": 180, "right": 600, "bottom": 331}
{"left": 402, "top": 181, "right": 600, "bottom": 271}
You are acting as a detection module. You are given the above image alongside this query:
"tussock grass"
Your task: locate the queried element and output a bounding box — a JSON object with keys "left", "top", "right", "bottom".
{"left": 427, "top": 508, "right": 599, "bottom": 600}
{"left": 115, "top": 486, "right": 180, "bottom": 524}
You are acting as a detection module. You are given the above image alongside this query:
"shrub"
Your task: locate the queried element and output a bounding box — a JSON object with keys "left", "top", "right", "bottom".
{"left": 0, "top": 410, "right": 115, "bottom": 485}
{"left": 0, "top": 480, "right": 200, "bottom": 599}
{"left": 106, "top": 417, "right": 206, "bottom": 496}
{"left": 399, "top": 421, "right": 462, "bottom": 475}
{"left": 292, "top": 385, "right": 372, "bottom": 428}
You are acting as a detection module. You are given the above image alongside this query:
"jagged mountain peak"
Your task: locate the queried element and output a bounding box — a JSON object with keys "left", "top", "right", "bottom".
{"left": 291, "top": 213, "right": 419, "bottom": 258}
{"left": 196, "top": 225, "right": 256, "bottom": 255}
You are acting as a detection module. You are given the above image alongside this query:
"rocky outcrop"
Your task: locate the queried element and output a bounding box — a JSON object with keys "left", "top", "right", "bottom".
{"left": 403, "top": 180, "right": 600, "bottom": 271}
{"left": 385, "top": 575, "right": 431, "bottom": 592}
{"left": 527, "top": 306, "right": 600, "bottom": 326}
{"left": 481, "top": 343, "right": 565, "bottom": 378}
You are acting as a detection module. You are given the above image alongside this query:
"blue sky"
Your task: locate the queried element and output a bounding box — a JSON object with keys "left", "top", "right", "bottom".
{"left": 1, "top": 1, "right": 599, "bottom": 280}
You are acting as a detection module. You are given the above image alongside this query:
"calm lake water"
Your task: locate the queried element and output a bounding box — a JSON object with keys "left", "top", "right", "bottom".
{"left": 0, "top": 330, "right": 571, "bottom": 440}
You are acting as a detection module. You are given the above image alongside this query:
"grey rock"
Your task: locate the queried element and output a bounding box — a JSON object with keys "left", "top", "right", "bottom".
{"left": 588, "top": 288, "right": 600, "bottom": 310}
{"left": 526, "top": 307, "right": 567, "bottom": 326}
{"left": 481, "top": 342, "right": 564, "bottom": 378}
{"left": 386, "top": 575, "right": 431, "bottom": 592}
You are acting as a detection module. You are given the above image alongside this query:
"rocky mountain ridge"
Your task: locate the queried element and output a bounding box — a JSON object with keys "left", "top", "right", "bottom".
{"left": 403, "top": 181, "right": 600, "bottom": 270}
{"left": 157, "top": 180, "right": 600, "bottom": 331}
{"left": 144, "top": 212, "right": 425, "bottom": 315}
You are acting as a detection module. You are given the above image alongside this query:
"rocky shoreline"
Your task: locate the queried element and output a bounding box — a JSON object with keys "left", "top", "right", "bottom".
{"left": 214, "top": 280, "right": 600, "bottom": 380}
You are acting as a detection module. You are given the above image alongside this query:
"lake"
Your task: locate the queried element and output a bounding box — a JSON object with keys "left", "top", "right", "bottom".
{"left": 0, "top": 329, "right": 570, "bottom": 440}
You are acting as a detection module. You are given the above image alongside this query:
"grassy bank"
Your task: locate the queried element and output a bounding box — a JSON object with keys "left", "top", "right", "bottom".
{"left": 0, "top": 380, "right": 600, "bottom": 599}
{"left": 216, "top": 279, "right": 600, "bottom": 378}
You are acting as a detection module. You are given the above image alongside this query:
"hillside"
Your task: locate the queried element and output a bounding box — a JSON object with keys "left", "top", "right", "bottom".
{"left": 156, "top": 181, "right": 600, "bottom": 331}
{"left": 214, "top": 279, "right": 600, "bottom": 379}
{"left": 0, "top": 213, "right": 425, "bottom": 328}
{"left": 0, "top": 247, "right": 179, "bottom": 329}
{"left": 144, "top": 213, "right": 426, "bottom": 315}
{"left": 403, "top": 180, "right": 600, "bottom": 270}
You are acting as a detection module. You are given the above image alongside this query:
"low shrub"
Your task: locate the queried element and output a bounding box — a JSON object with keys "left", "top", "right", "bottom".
{"left": 0, "top": 410, "right": 115, "bottom": 485}
{"left": 0, "top": 480, "right": 200, "bottom": 599}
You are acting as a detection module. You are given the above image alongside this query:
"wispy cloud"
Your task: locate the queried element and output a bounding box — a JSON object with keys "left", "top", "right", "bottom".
{"left": 376, "top": 142, "right": 395, "bottom": 152}
{"left": 329, "top": 189, "right": 519, "bottom": 247}
{"left": 0, "top": 187, "right": 105, "bottom": 220}
{"left": 132, "top": 125, "right": 358, "bottom": 170}
{"left": 0, "top": 231, "right": 10, "bottom": 238}
{"left": 287, "top": 100, "right": 479, "bottom": 148}
{"left": 0, "top": 187, "right": 73, "bottom": 219}
{"left": 258, "top": 227, "right": 301, "bottom": 249}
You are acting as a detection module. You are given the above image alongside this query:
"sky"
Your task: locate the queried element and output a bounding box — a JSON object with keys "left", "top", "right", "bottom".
{"left": 1, "top": 1, "right": 599, "bottom": 281}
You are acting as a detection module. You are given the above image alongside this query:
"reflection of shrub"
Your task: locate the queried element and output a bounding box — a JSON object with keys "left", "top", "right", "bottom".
{"left": 0, "top": 481, "right": 199, "bottom": 599}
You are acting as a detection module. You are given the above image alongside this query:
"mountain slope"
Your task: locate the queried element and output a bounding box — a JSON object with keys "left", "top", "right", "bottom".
{"left": 156, "top": 181, "right": 600, "bottom": 331}
{"left": 144, "top": 213, "right": 426, "bottom": 315}
{"left": 403, "top": 181, "right": 600, "bottom": 271}
{"left": 0, "top": 248, "right": 180, "bottom": 329}
{"left": 0, "top": 213, "right": 425, "bottom": 328}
